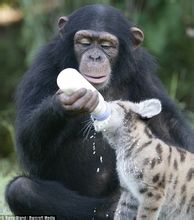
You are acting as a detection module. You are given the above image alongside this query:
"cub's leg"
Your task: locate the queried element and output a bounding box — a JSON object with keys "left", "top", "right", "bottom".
{"left": 114, "top": 190, "right": 138, "bottom": 220}
{"left": 136, "top": 187, "right": 165, "bottom": 220}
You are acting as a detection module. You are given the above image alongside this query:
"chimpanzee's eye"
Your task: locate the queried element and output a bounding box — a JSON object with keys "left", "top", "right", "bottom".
{"left": 79, "top": 38, "right": 91, "bottom": 46}
{"left": 101, "top": 41, "right": 112, "bottom": 49}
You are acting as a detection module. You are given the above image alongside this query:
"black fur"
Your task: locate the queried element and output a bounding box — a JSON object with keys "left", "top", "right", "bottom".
{"left": 6, "top": 4, "right": 194, "bottom": 220}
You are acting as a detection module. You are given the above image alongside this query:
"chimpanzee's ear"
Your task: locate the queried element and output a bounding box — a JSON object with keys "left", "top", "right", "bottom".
{"left": 58, "top": 16, "right": 69, "bottom": 32}
{"left": 130, "top": 27, "right": 144, "bottom": 48}
{"left": 132, "top": 99, "right": 162, "bottom": 118}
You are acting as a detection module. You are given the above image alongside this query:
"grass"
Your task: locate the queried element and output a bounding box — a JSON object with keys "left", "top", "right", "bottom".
{"left": 0, "top": 156, "right": 18, "bottom": 215}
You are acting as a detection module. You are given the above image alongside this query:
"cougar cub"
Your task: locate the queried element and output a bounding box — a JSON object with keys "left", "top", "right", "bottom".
{"left": 93, "top": 99, "right": 194, "bottom": 220}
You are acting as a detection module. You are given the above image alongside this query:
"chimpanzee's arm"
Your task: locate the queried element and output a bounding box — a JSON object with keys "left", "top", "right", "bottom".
{"left": 15, "top": 53, "right": 83, "bottom": 165}
{"left": 129, "top": 70, "right": 194, "bottom": 152}
{"left": 150, "top": 73, "right": 194, "bottom": 152}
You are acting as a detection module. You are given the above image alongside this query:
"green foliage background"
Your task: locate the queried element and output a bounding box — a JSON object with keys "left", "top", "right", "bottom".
{"left": 0, "top": 0, "right": 194, "bottom": 214}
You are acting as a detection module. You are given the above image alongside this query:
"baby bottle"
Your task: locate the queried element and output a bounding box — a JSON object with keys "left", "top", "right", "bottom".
{"left": 57, "top": 68, "right": 111, "bottom": 121}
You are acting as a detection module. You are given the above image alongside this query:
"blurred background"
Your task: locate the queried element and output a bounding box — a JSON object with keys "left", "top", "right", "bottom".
{"left": 0, "top": 0, "right": 194, "bottom": 214}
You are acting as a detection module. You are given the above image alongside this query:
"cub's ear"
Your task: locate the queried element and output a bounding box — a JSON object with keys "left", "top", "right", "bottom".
{"left": 133, "top": 99, "right": 162, "bottom": 118}
{"left": 58, "top": 16, "right": 69, "bottom": 32}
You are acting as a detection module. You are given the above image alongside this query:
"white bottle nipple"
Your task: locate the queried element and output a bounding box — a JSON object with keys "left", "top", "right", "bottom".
{"left": 57, "top": 68, "right": 111, "bottom": 121}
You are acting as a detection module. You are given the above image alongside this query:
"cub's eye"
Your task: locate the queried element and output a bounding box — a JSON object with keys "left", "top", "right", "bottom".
{"left": 79, "top": 38, "right": 91, "bottom": 46}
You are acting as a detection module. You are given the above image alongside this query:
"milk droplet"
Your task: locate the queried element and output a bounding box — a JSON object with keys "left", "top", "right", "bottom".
{"left": 105, "top": 213, "right": 109, "bottom": 218}
{"left": 92, "top": 142, "right": 96, "bottom": 155}
{"left": 100, "top": 156, "right": 103, "bottom": 163}
{"left": 96, "top": 168, "right": 100, "bottom": 172}
{"left": 90, "top": 135, "right": 94, "bottom": 139}
{"left": 93, "top": 208, "right": 97, "bottom": 213}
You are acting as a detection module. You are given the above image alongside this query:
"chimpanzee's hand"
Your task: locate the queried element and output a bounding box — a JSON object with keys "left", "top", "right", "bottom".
{"left": 56, "top": 88, "right": 99, "bottom": 115}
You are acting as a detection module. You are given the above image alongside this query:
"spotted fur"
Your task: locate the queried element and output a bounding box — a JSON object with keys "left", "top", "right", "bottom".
{"left": 93, "top": 100, "right": 194, "bottom": 220}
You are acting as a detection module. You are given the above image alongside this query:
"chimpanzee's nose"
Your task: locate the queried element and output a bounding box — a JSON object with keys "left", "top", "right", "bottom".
{"left": 89, "top": 54, "right": 101, "bottom": 62}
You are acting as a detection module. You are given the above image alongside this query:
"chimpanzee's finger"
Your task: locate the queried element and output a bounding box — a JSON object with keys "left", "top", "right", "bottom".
{"left": 84, "top": 91, "right": 99, "bottom": 112}
{"left": 69, "top": 90, "right": 94, "bottom": 111}
{"left": 58, "top": 88, "right": 87, "bottom": 105}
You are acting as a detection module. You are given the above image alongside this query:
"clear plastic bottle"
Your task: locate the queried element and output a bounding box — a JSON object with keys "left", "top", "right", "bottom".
{"left": 57, "top": 68, "right": 111, "bottom": 121}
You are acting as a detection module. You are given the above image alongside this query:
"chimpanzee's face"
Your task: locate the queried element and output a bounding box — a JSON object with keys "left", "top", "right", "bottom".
{"left": 58, "top": 14, "right": 144, "bottom": 90}
{"left": 74, "top": 30, "right": 119, "bottom": 89}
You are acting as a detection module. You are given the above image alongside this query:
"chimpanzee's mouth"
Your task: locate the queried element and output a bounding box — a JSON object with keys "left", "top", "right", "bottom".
{"left": 84, "top": 74, "right": 108, "bottom": 84}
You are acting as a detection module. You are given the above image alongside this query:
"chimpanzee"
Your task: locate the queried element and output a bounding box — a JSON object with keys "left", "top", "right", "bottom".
{"left": 6, "top": 4, "right": 194, "bottom": 220}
